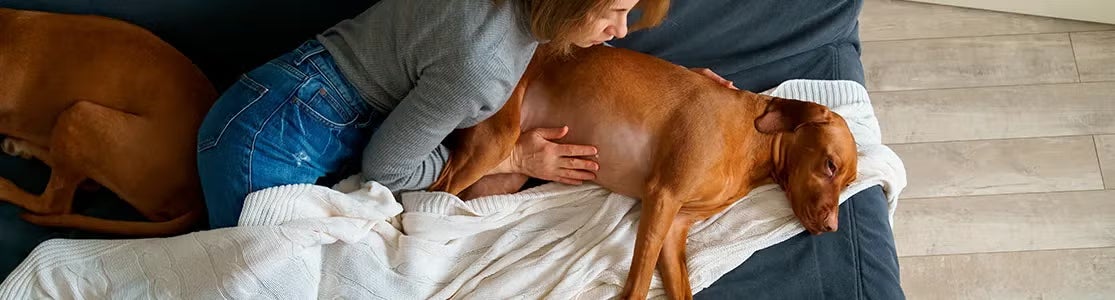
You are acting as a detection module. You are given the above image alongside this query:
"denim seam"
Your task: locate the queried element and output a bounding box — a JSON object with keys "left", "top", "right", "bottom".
{"left": 850, "top": 195, "right": 865, "bottom": 299}
{"left": 246, "top": 88, "right": 298, "bottom": 192}
{"left": 307, "top": 56, "right": 378, "bottom": 129}
{"left": 296, "top": 98, "right": 358, "bottom": 128}
{"left": 291, "top": 75, "right": 358, "bottom": 129}
{"left": 267, "top": 61, "right": 308, "bottom": 81}
{"left": 810, "top": 235, "right": 824, "bottom": 299}
{"left": 830, "top": 44, "right": 840, "bottom": 80}
{"left": 197, "top": 75, "right": 269, "bottom": 152}
{"left": 308, "top": 58, "right": 356, "bottom": 115}
{"left": 295, "top": 46, "right": 327, "bottom": 65}
{"left": 307, "top": 61, "right": 359, "bottom": 124}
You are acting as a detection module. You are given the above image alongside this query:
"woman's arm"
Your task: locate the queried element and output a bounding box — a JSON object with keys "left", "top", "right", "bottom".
{"left": 360, "top": 56, "right": 513, "bottom": 192}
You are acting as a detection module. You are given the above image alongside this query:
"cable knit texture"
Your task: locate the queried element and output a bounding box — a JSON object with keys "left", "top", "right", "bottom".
{"left": 0, "top": 80, "right": 906, "bottom": 299}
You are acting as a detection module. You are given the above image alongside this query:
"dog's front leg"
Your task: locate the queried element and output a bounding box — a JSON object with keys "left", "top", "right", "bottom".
{"left": 430, "top": 76, "right": 525, "bottom": 195}
{"left": 623, "top": 189, "right": 683, "bottom": 300}
{"left": 458, "top": 173, "right": 529, "bottom": 200}
{"left": 658, "top": 216, "right": 695, "bottom": 300}
{"left": 428, "top": 100, "right": 521, "bottom": 195}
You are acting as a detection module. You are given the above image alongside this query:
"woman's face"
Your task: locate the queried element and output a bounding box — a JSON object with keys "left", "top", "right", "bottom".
{"left": 573, "top": 0, "right": 640, "bottom": 48}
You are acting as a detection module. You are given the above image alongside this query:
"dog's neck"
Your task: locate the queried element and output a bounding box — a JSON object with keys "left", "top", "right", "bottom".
{"left": 727, "top": 93, "right": 785, "bottom": 196}
{"left": 726, "top": 128, "right": 782, "bottom": 203}
{"left": 768, "top": 132, "right": 786, "bottom": 185}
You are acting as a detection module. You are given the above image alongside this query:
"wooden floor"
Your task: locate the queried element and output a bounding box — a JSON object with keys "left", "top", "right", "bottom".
{"left": 858, "top": 0, "right": 1115, "bottom": 298}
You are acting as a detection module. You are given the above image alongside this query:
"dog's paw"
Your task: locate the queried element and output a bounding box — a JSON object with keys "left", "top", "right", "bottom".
{"left": 1, "top": 138, "right": 33, "bottom": 159}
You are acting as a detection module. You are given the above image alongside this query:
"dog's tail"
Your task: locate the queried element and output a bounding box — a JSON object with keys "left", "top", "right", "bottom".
{"left": 22, "top": 210, "right": 202, "bottom": 237}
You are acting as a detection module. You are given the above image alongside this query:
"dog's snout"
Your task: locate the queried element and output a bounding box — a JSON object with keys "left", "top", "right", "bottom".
{"left": 823, "top": 213, "right": 839, "bottom": 232}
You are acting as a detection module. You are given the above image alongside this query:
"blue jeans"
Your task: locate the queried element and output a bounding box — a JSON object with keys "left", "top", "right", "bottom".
{"left": 196, "top": 40, "right": 383, "bottom": 229}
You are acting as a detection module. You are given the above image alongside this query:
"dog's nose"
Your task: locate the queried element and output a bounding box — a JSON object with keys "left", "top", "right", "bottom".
{"left": 823, "top": 213, "right": 839, "bottom": 232}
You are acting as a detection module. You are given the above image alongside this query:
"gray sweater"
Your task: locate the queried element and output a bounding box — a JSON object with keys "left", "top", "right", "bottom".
{"left": 316, "top": 0, "right": 538, "bottom": 191}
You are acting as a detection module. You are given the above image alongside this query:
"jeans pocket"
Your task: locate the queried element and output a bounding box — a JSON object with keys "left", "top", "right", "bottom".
{"left": 197, "top": 75, "right": 270, "bottom": 152}
{"left": 295, "top": 77, "right": 362, "bottom": 128}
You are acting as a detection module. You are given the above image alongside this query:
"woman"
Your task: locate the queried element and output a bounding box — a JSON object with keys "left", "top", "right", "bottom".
{"left": 195, "top": 0, "right": 680, "bottom": 229}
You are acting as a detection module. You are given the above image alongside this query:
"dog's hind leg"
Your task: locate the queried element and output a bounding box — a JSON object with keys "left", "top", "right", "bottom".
{"left": 18, "top": 100, "right": 201, "bottom": 235}
{"left": 2, "top": 137, "right": 102, "bottom": 192}
{"left": 0, "top": 165, "right": 82, "bottom": 215}
{"left": 0, "top": 102, "right": 115, "bottom": 216}
{"left": 0, "top": 134, "right": 81, "bottom": 216}
{"left": 11, "top": 101, "right": 143, "bottom": 224}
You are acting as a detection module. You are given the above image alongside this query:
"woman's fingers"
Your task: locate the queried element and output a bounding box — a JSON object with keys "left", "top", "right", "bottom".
{"left": 532, "top": 126, "right": 569, "bottom": 140}
{"left": 514, "top": 126, "right": 602, "bottom": 184}
{"left": 691, "top": 67, "right": 739, "bottom": 90}
{"left": 561, "top": 169, "right": 596, "bottom": 181}
{"left": 556, "top": 144, "right": 597, "bottom": 157}
{"left": 561, "top": 157, "right": 599, "bottom": 171}
{"left": 555, "top": 169, "right": 594, "bottom": 185}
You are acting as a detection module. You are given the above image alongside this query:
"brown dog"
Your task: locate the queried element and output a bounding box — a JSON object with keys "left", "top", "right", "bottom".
{"left": 430, "top": 45, "right": 859, "bottom": 299}
{"left": 0, "top": 8, "right": 216, "bottom": 236}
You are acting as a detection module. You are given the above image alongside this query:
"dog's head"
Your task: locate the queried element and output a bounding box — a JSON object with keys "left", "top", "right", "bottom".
{"left": 754, "top": 97, "right": 858, "bottom": 235}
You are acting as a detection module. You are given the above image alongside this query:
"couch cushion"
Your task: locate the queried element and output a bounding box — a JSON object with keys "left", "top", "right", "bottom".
{"left": 612, "top": 0, "right": 864, "bottom": 91}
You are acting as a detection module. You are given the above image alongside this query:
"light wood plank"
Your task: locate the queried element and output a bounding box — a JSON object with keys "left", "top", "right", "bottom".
{"left": 1098, "top": 135, "right": 1115, "bottom": 190}
{"left": 872, "top": 82, "right": 1115, "bottom": 144}
{"left": 907, "top": 0, "right": 1115, "bottom": 25}
{"left": 1072, "top": 31, "right": 1115, "bottom": 82}
{"left": 862, "top": 33, "right": 1079, "bottom": 91}
{"left": 891, "top": 136, "right": 1104, "bottom": 198}
{"left": 894, "top": 190, "right": 1115, "bottom": 257}
{"left": 860, "top": 0, "right": 1115, "bottom": 42}
{"left": 900, "top": 247, "right": 1115, "bottom": 299}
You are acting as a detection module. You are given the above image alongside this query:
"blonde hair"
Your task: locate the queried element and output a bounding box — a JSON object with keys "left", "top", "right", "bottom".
{"left": 501, "top": 0, "right": 671, "bottom": 56}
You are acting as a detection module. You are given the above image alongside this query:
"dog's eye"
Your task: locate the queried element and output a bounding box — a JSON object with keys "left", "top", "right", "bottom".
{"left": 825, "top": 159, "right": 837, "bottom": 177}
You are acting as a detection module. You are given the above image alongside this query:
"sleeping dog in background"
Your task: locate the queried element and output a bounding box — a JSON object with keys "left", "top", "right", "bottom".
{"left": 0, "top": 8, "right": 216, "bottom": 236}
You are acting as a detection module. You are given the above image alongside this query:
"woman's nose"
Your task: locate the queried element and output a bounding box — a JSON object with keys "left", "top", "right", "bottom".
{"left": 606, "top": 16, "right": 628, "bottom": 40}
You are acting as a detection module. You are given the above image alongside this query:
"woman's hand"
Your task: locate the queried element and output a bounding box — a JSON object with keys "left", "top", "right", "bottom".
{"left": 690, "top": 67, "right": 738, "bottom": 90}
{"left": 490, "top": 126, "right": 599, "bottom": 185}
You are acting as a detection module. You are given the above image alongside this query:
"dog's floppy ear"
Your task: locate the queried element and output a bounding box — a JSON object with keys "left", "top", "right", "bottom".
{"left": 754, "top": 97, "right": 830, "bottom": 133}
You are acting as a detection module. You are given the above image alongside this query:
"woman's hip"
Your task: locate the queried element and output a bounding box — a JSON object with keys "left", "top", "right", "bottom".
{"left": 195, "top": 40, "right": 384, "bottom": 188}
{"left": 196, "top": 40, "right": 381, "bottom": 153}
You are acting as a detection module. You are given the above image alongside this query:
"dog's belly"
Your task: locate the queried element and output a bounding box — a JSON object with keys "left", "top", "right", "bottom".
{"left": 522, "top": 83, "right": 655, "bottom": 198}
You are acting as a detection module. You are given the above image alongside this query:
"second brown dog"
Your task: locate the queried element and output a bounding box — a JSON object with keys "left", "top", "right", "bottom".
{"left": 0, "top": 8, "right": 216, "bottom": 236}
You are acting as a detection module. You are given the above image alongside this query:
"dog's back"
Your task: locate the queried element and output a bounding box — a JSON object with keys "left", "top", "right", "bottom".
{"left": 0, "top": 8, "right": 216, "bottom": 145}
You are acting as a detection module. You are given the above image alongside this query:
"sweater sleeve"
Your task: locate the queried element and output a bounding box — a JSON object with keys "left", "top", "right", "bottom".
{"left": 361, "top": 56, "right": 514, "bottom": 192}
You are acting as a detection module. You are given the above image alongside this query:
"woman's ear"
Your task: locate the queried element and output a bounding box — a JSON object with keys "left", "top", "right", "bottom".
{"left": 754, "top": 97, "right": 830, "bottom": 133}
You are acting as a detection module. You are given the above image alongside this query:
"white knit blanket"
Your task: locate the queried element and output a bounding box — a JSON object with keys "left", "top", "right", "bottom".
{"left": 0, "top": 80, "right": 906, "bottom": 299}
